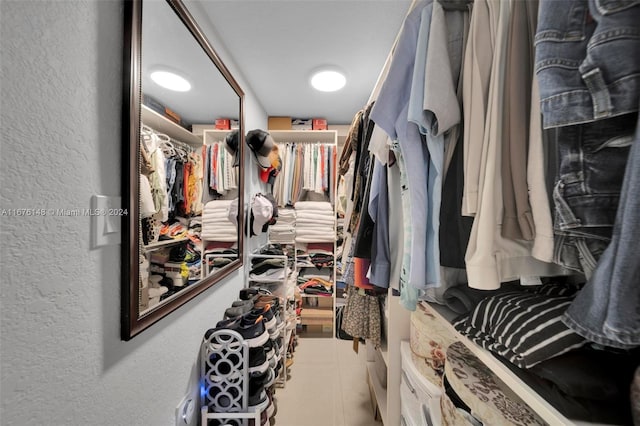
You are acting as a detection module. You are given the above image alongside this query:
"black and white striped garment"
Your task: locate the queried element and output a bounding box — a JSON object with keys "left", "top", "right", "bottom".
{"left": 453, "top": 289, "right": 587, "bottom": 369}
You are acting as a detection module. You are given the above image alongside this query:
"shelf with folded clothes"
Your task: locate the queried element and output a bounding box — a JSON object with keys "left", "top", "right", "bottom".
{"left": 430, "top": 279, "right": 638, "bottom": 425}
{"left": 293, "top": 202, "right": 337, "bottom": 244}
{"left": 296, "top": 280, "right": 333, "bottom": 297}
{"left": 248, "top": 253, "right": 291, "bottom": 284}
{"left": 418, "top": 299, "right": 616, "bottom": 426}
{"left": 200, "top": 199, "right": 239, "bottom": 243}
{"left": 294, "top": 242, "right": 336, "bottom": 338}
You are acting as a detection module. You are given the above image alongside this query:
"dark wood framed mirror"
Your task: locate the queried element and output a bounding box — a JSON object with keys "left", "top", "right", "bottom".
{"left": 122, "top": 0, "right": 245, "bottom": 340}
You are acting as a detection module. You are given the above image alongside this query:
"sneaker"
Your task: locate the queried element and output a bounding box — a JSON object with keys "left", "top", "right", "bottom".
{"left": 253, "top": 295, "right": 281, "bottom": 310}
{"left": 248, "top": 370, "right": 271, "bottom": 411}
{"left": 208, "top": 316, "right": 269, "bottom": 348}
{"left": 248, "top": 304, "right": 277, "bottom": 331}
{"left": 248, "top": 387, "right": 269, "bottom": 412}
{"left": 272, "top": 337, "right": 283, "bottom": 360}
{"left": 232, "top": 299, "right": 254, "bottom": 308}
{"left": 249, "top": 347, "right": 269, "bottom": 375}
{"left": 224, "top": 303, "right": 253, "bottom": 319}
{"left": 272, "top": 359, "right": 282, "bottom": 380}
{"left": 240, "top": 287, "right": 259, "bottom": 300}
{"left": 240, "top": 287, "right": 271, "bottom": 301}
{"left": 263, "top": 343, "right": 277, "bottom": 369}
{"left": 267, "top": 389, "right": 278, "bottom": 418}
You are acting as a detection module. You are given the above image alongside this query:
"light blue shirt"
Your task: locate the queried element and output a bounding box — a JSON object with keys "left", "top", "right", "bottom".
{"left": 367, "top": 159, "right": 390, "bottom": 288}
{"left": 371, "top": 1, "right": 438, "bottom": 296}
{"left": 408, "top": 2, "right": 466, "bottom": 288}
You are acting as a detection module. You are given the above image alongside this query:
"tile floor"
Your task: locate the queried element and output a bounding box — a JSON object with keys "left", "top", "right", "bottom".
{"left": 273, "top": 337, "right": 382, "bottom": 426}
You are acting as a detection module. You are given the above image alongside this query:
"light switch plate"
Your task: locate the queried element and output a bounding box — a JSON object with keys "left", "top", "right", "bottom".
{"left": 90, "top": 195, "right": 122, "bottom": 248}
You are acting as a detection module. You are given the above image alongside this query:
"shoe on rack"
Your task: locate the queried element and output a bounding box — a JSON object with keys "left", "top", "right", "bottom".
{"left": 248, "top": 387, "right": 269, "bottom": 413}
{"left": 240, "top": 287, "right": 272, "bottom": 301}
{"left": 240, "top": 287, "right": 259, "bottom": 300}
{"left": 253, "top": 295, "right": 281, "bottom": 310}
{"left": 248, "top": 370, "right": 273, "bottom": 412}
{"left": 273, "top": 359, "right": 282, "bottom": 380}
{"left": 206, "top": 315, "right": 269, "bottom": 348}
{"left": 268, "top": 336, "right": 282, "bottom": 361}
{"left": 263, "top": 339, "right": 276, "bottom": 361}
{"left": 249, "top": 346, "right": 269, "bottom": 375}
{"left": 248, "top": 304, "right": 277, "bottom": 332}
{"left": 224, "top": 303, "right": 254, "bottom": 319}
{"left": 232, "top": 299, "right": 254, "bottom": 308}
{"left": 250, "top": 367, "right": 275, "bottom": 390}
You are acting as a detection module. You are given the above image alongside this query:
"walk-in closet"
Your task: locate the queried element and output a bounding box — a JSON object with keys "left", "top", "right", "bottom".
{"left": 2, "top": 0, "right": 639, "bottom": 425}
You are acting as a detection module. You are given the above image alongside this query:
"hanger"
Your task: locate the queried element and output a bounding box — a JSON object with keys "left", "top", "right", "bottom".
{"left": 438, "top": 0, "right": 473, "bottom": 11}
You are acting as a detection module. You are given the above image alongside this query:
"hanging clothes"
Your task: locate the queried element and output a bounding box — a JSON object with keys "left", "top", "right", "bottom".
{"left": 272, "top": 142, "right": 337, "bottom": 207}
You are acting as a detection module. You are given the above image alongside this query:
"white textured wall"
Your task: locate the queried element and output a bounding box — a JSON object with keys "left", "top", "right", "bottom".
{"left": 0, "top": 1, "right": 267, "bottom": 425}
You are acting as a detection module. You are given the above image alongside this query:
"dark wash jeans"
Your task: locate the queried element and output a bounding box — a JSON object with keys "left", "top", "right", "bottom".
{"left": 535, "top": 0, "right": 640, "bottom": 129}
{"left": 563, "top": 111, "right": 640, "bottom": 349}
{"left": 552, "top": 113, "right": 636, "bottom": 277}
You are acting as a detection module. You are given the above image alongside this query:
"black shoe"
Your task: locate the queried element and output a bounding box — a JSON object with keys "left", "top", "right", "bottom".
{"left": 246, "top": 304, "right": 277, "bottom": 332}
{"left": 239, "top": 287, "right": 259, "bottom": 300}
{"left": 206, "top": 316, "right": 269, "bottom": 348}
{"left": 249, "top": 346, "right": 269, "bottom": 375}
{"left": 248, "top": 385, "right": 268, "bottom": 412}
{"left": 232, "top": 299, "right": 254, "bottom": 308}
{"left": 224, "top": 303, "right": 254, "bottom": 319}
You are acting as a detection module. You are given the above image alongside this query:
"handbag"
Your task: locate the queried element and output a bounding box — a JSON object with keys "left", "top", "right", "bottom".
{"left": 335, "top": 305, "right": 353, "bottom": 340}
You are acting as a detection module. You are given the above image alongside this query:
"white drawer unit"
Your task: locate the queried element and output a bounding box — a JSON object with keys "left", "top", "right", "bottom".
{"left": 400, "top": 377, "right": 423, "bottom": 426}
{"left": 401, "top": 340, "right": 442, "bottom": 399}
{"left": 400, "top": 340, "right": 443, "bottom": 425}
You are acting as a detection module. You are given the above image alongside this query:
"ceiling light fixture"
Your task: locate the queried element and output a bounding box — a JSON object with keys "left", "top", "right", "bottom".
{"left": 310, "top": 69, "right": 346, "bottom": 92}
{"left": 150, "top": 70, "right": 191, "bottom": 92}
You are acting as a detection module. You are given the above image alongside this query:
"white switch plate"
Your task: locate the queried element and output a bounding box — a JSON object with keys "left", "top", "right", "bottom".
{"left": 90, "top": 195, "right": 121, "bottom": 248}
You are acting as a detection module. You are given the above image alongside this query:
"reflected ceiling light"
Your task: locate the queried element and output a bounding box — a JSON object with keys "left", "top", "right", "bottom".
{"left": 150, "top": 70, "right": 191, "bottom": 92}
{"left": 310, "top": 69, "right": 346, "bottom": 92}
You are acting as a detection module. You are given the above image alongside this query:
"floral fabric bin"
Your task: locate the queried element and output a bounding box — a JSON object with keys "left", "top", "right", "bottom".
{"left": 445, "top": 342, "right": 545, "bottom": 426}
{"left": 410, "top": 303, "right": 460, "bottom": 386}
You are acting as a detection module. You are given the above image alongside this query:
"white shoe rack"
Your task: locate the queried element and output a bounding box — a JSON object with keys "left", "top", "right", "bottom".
{"left": 247, "top": 248, "right": 293, "bottom": 389}
{"left": 200, "top": 328, "right": 262, "bottom": 426}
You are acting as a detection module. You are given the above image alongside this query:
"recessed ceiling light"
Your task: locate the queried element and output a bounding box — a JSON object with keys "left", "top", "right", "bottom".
{"left": 310, "top": 69, "right": 346, "bottom": 92}
{"left": 150, "top": 70, "right": 191, "bottom": 92}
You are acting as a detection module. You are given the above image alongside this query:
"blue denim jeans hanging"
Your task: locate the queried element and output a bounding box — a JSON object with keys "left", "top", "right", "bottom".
{"left": 563, "top": 111, "right": 640, "bottom": 349}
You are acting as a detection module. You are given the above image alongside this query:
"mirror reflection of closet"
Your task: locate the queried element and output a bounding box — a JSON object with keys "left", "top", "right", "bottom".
{"left": 122, "top": 0, "right": 245, "bottom": 340}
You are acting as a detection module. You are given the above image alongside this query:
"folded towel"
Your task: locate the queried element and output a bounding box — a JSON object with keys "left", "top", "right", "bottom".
{"left": 296, "top": 218, "right": 335, "bottom": 226}
{"left": 295, "top": 236, "right": 335, "bottom": 243}
{"left": 201, "top": 235, "right": 237, "bottom": 242}
{"left": 294, "top": 201, "right": 332, "bottom": 211}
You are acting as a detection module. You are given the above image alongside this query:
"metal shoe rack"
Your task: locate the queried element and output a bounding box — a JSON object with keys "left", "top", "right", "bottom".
{"left": 200, "top": 329, "right": 262, "bottom": 426}
{"left": 247, "top": 247, "right": 296, "bottom": 388}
